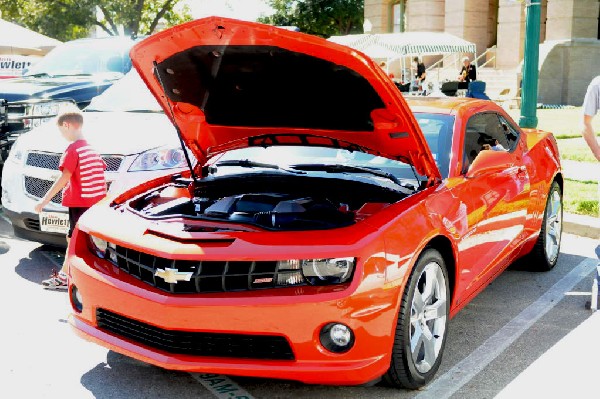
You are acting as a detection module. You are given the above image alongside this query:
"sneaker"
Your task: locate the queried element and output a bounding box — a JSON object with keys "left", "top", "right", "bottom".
{"left": 42, "top": 270, "right": 68, "bottom": 290}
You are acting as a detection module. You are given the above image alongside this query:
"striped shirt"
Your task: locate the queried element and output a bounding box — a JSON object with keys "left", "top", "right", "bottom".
{"left": 59, "top": 139, "right": 107, "bottom": 207}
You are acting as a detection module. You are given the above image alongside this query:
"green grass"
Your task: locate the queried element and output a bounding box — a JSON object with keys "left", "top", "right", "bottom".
{"left": 506, "top": 107, "right": 600, "bottom": 136}
{"left": 557, "top": 138, "right": 598, "bottom": 162}
{"left": 564, "top": 179, "right": 598, "bottom": 217}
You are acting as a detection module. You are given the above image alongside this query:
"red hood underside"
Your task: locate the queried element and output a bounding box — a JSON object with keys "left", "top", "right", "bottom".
{"left": 130, "top": 17, "right": 440, "bottom": 180}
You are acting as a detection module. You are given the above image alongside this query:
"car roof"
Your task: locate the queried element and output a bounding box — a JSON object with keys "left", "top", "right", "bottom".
{"left": 405, "top": 96, "right": 495, "bottom": 115}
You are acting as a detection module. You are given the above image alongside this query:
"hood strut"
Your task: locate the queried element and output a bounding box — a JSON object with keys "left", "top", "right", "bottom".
{"left": 152, "top": 61, "right": 198, "bottom": 183}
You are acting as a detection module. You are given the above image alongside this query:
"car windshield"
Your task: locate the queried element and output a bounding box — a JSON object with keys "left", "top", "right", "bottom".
{"left": 24, "top": 38, "right": 133, "bottom": 78}
{"left": 212, "top": 112, "right": 454, "bottom": 183}
{"left": 413, "top": 113, "right": 455, "bottom": 178}
{"left": 86, "top": 69, "right": 163, "bottom": 113}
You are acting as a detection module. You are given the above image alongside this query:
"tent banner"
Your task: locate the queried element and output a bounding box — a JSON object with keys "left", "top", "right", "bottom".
{"left": 0, "top": 55, "right": 40, "bottom": 78}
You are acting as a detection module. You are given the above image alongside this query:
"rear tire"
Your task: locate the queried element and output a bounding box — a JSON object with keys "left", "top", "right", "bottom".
{"left": 383, "top": 248, "right": 450, "bottom": 389}
{"left": 530, "top": 181, "right": 562, "bottom": 271}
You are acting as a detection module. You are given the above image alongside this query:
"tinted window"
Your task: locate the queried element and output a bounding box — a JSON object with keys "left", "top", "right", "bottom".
{"left": 463, "top": 112, "right": 512, "bottom": 174}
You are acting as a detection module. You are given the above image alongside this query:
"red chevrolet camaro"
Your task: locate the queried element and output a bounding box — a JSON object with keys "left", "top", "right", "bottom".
{"left": 67, "top": 17, "right": 563, "bottom": 389}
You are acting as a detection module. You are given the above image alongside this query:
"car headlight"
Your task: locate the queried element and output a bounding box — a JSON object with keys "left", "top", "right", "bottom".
{"left": 88, "top": 234, "right": 118, "bottom": 262}
{"left": 5, "top": 136, "right": 25, "bottom": 164}
{"left": 24, "top": 100, "right": 75, "bottom": 129}
{"left": 276, "top": 257, "right": 355, "bottom": 286}
{"left": 88, "top": 234, "right": 108, "bottom": 258}
{"left": 129, "top": 146, "right": 195, "bottom": 172}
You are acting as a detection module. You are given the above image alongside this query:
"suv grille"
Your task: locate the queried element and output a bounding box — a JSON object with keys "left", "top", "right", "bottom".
{"left": 110, "top": 245, "right": 294, "bottom": 294}
{"left": 96, "top": 309, "right": 295, "bottom": 360}
{"left": 24, "top": 176, "right": 62, "bottom": 204}
{"left": 26, "top": 151, "right": 123, "bottom": 172}
{"left": 24, "top": 176, "right": 111, "bottom": 204}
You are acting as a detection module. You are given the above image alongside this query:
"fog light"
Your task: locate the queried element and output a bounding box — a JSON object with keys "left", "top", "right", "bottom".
{"left": 320, "top": 323, "right": 354, "bottom": 353}
{"left": 70, "top": 284, "right": 83, "bottom": 313}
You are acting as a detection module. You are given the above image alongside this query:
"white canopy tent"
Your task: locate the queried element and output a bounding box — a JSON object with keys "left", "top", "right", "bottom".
{"left": 328, "top": 32, "right": 476, "bottom": 86}
{"left": 328, "top": 31, "right": 476, "bottom": 59}
{"left": 0, "top": 18, "right": 61, "bottom": 56}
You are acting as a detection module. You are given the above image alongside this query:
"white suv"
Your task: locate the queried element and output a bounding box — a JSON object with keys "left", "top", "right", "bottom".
{"left": 1, "top": 70, "right": 190, "bottom": 246}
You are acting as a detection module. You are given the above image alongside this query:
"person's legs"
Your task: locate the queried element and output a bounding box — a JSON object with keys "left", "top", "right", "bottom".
{"left": 42, "top": 207, "right": 87, "bottom": 290}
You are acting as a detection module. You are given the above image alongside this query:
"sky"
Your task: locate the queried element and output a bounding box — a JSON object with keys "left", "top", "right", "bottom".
{"left": 183, "top": 0, "right": 274, "bottom": 22}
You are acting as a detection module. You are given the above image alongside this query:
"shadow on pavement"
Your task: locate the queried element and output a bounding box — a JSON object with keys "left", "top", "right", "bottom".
{"left": 14, "top": 244, "right": 65, "bottom": 286}
{"left": 80, "top": 351, "right": 209, "bottom": 399}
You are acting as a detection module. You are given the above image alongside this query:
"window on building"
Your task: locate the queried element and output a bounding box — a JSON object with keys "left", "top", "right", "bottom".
{"left": 392, "top": 1, "right": 405, "bottom": 33}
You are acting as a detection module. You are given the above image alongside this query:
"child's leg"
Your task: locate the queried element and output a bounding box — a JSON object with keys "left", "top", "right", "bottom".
{"left": 59, "top": 236, "right": 70, "bottom": 276}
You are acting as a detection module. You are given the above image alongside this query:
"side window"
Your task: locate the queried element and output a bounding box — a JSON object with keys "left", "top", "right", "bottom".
{"left": 497, "top": 115, "right": 520, "bottom": 151}
{"left": 463, "top": 113, "right": 505, "bottom": 173}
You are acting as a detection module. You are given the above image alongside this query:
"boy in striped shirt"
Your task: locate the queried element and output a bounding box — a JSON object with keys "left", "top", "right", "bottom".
{"left": 34, "top": 110, "right": 107, "bottom": 289}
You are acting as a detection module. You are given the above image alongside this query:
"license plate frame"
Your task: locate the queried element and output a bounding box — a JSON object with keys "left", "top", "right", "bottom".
{"left": 39, "top": 211, "right": 69, "bottom": 234}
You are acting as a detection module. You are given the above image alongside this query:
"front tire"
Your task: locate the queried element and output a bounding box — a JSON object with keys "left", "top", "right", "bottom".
{"left": 531, "top": 181, "right": 562, "bottom": 271}
{"left": 384, "top": 248, "right": 450, "bottom": 389}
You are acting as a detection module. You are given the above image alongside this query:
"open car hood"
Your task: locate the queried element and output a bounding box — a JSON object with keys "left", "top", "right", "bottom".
{"left": 130, "top": 17, "right": 440, "bottom": 181}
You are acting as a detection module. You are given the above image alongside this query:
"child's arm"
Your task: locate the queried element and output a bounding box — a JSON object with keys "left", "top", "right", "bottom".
{"left": 34, "top": 170, "right": 72, "bottom": 213}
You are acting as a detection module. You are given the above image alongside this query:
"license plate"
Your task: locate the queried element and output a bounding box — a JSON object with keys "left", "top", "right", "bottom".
{"left": 39, "top": 211, "right": 69, "bottom": 234}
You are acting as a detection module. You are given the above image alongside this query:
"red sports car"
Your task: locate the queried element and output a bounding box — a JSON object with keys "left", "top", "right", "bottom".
{"left": 67, "top": 17, "right": 563, "bottom": 389}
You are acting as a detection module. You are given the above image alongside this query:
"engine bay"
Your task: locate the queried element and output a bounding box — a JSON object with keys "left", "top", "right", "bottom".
{"left": 127, "top": 174, "right": 411, "bottom": 231}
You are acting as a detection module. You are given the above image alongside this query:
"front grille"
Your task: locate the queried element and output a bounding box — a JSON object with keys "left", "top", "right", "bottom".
{"left": 24, "top": 176, "right": 112, "bottom": 203}
{"left": 103, "top": 156, "right": 123, "bottom": 172}
{"left": 96, "top": 309, "right": 295, "bottom": 360}
{"left": 26, "top": 151, "right": 123, "bottom": 172}
{"left": 24, "top": 218, "right": 40, "bottom": 231}
{"left": 26, "top": 152, "right": 60, "bottom": 169}
{"left": 110, "top": 245, "right": 301, "bottom": 294}
{"left": 24, "top": 176, "right": 62, "bottom": 204}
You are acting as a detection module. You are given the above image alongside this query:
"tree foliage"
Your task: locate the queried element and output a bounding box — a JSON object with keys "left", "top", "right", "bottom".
{"left": 0, "top": 0, "right": 192, "bottom": 41}
{"left": 259, "top": 0, "right": 363, "bottom": 37}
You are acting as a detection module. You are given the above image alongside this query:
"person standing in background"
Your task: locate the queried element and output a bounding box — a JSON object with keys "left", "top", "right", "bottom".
{"left": 582, "top": 76, "right": 600, "bottom": 162}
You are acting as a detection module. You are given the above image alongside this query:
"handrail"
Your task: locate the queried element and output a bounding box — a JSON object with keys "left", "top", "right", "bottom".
{"left": 425, "top": 45, "right": 498, "bottom": 83}
{"left": 426, "top": 52, "right": 457, "bottom": 72}
{"left": 474, "top": 45, "right": 496, "bottom": 68}
{"left": 479, "top": 56, "right": 496, "bottom": 69}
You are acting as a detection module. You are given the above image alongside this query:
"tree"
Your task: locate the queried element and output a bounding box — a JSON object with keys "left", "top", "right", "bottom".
{"left": 259, "top": 0, "right": 363, "bottom": 37}
{"left": 0, "top": 0, "right": 192, "bottom": 41}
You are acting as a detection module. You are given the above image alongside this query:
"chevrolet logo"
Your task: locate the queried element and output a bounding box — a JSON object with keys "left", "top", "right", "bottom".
{"left": 154, "top": 268, "right": 193, "bottom": 284}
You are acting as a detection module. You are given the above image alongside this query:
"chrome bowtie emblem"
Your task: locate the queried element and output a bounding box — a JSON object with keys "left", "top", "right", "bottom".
{"left": 154, "top": 268, "right": 193, "bottom": 284}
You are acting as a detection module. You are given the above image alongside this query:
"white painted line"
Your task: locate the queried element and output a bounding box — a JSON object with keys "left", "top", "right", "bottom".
{"left": 190, "top": 373, "right": 256, "bottom": 399}
{"left": 416, "top": 257, "right": 597, "bottom": 399}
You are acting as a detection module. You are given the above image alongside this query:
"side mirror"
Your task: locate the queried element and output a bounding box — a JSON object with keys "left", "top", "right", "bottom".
{"left": 466, "top": 150, "right": 514, "bottom": 178}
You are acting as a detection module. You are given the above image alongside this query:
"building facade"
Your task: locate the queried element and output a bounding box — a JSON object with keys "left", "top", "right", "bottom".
{"left": 364, "top": 0, "right": 600, "bottom": 105}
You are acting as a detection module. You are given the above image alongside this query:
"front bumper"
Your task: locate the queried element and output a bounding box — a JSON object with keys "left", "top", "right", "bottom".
{"left": 68, "top": 240, "right": 400, "bottom": 385}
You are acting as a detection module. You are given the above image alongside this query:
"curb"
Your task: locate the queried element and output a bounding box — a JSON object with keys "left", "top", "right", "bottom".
{"left": 563, "top": 213, "right": 600, "bottom": 239}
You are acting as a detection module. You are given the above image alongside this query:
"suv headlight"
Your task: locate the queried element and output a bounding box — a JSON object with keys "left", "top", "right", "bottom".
{"left": 129, "top": 145, "right": 195, "bottom": 172}
{"left": 24, "top": 100, "right": 75, "bottom": 129}
{"left": 5, "top": 136, "right": 25, "bottom": 164}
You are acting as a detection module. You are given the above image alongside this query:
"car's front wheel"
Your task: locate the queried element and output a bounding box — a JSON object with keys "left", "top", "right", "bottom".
{"left": 384, "top": 248, "right": 450, "bottom": 389}
{"left": 531, "top": 181, "right": 563, "bottom": 271}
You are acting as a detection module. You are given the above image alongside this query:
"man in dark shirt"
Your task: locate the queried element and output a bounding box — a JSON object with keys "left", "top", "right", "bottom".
{"left": 412, "top": 56, "right": 426, "bottom": 93}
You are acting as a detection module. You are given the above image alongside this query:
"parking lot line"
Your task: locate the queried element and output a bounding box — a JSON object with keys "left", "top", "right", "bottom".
{"left": 415, "top": 257, "right": 597, "bottom": 399}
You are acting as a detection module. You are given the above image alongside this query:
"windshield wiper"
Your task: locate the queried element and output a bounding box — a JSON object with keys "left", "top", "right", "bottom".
{"left": 290, "top": 163, "right": 409, "bottom": 190}
{"left": 213, "top": 159, "right": 305, "bottom": 174}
